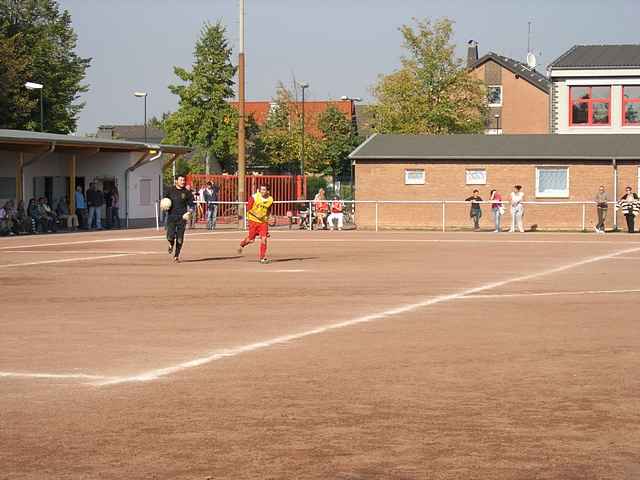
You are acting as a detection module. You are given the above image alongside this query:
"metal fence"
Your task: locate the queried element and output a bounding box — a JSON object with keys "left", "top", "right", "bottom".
{"left": 155, "top": 200, "right": 623, "bottom": 232}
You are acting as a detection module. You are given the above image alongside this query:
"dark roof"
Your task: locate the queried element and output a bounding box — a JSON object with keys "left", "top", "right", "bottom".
{"left": 0, "top": 129, "right": 191, "bottom": 154}
{"left": 471, "top": 52, "right": 550, "bottom": 94}
{"left": 349, "top": 133, "right": 640, "bottom": 161}
{"left": 549, "top": 45, "right": 640, "bottom": 69}
{"left": 97, "top": 125, "right": 165, "bottom": 143}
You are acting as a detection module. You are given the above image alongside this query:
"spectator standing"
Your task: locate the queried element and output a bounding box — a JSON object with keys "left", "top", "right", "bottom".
{"left": 594, "top": 185, "right": 609, "bottom": 234}
{"left": 509, "top": 185, "right": 525, "bottom": 233}
{"left": 75, "top": 185, "right": 88, "bottom": 229}
{"left": 490, "top": 189, "right": 504, "bottom": 232}
{"left": 86, "top": 182, "right": 103, "bottom": 230}
{"left": 202, "top": 181, "right": 219, "bottom": 230}
{"left": 465, "top": 189, "right": 483, "bottom": 231}
{"left": 56, "top": 196, "right": 79, "bottom": 230}
{"left": 110, "top": 186, "right": 121, "bottom": 229}
{"left": 618, "top": 186, "right": 639, "bottom": 233}
{"left": 327, "top": 196, "right": 345, "bottom": 230}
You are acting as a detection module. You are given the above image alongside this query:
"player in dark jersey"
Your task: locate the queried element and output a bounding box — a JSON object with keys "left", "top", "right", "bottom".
{"left": 165, "top": 175, "right": 195, "bottom": 263}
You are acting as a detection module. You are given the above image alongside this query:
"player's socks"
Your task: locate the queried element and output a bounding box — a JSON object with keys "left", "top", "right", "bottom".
{"left": 168, "top": 241, "right": 174, "bottom": 254}
{"left": 259, "top": 242, "right": 267, "bottom": 259}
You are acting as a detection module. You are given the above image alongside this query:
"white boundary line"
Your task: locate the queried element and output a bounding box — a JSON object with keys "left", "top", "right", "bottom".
{"left": 89, "top": 244, "right": 640, "bottom": 386}
{"left": 7, "top": 250, "right": 162, "bottom": 255}
{"left": 0, "top": 253, "right": 134, "bottom": 269}
{"left": 3, "top": 245, "right": 639, "bottom": 386}
{"left": 0, "top": 372, "right": 108, "bottom": 380}
{"left": 461, "top": 288, "right": 640, "bottom": 300}
{"left": 0, "top": 230, "right": 232, "bottom": 251}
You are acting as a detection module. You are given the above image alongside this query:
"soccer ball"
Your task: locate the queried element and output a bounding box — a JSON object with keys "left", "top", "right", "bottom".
{"left": 182, "top": 211, "right": 192, "bottom": 221}
{"left": 160, "top": 198, "right": 172, "bottom": 211}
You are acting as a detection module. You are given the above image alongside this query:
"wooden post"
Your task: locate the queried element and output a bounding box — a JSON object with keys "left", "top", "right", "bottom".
{"left": 69, "top": 154, "right": 77, "bottom": 212}
{"left": 16, "top": 152, "right": 24, "bottom": 203}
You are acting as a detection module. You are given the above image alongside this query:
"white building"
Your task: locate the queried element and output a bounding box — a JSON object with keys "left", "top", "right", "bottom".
{"left": 0, "top": 129, "right": 190, "bottom": 226}
{"left": 549, "top": 45, "right": 640, "bottom": 134}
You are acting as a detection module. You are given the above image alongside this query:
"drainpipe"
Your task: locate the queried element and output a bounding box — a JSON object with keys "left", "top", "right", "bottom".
{"left": 612, "top": 157, "right": 618, "bottom": 231}
{"left": 23, "top": 142, "right": 56, "bottom": 167}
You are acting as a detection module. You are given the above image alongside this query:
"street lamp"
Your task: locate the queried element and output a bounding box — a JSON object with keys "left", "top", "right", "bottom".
{"left": 25, "top": 82, "right": 44, "bottom": 132}
{"left": 341, "top": 96, "right": 363, "bottom": 196}
{"left": 340, "top": 95, "right": 362, "bottom": 135}
{"left": 494, "top": 114, "right": 501, "bottom": 134}
{"left": 134, "top": 91, "right": 148, "bottom": 143}
{"left": 299, "top": 82, "right": 309, "bottom": 195}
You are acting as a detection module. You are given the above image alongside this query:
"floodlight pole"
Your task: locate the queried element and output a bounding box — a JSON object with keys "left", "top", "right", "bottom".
{"left": 237, "top": 0, "right": 246, "bottom": 210}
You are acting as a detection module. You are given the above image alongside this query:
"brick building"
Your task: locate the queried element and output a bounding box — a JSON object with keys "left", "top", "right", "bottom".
{"left": 350, "top": 133, "right": 640, "bottom": 231}
{"left": 468, "top": 44, "right": 550, "bottom": 134}
{"left": 549, "top": 45, "right": 640, "bottom": 134}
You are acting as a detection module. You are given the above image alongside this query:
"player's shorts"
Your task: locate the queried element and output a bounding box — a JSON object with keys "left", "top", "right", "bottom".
{"left": 247, "top": 221, "right": 268, "bottom": 241}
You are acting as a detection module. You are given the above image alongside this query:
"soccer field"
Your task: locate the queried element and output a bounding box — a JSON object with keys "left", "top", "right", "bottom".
{"left": 1, "top": 228, "right": 639, "bottom": 479}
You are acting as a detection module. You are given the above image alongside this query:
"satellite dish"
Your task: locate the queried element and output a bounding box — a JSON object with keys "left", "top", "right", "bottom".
{"left": 526, "top": 52, "right": 537, "bottom": 69}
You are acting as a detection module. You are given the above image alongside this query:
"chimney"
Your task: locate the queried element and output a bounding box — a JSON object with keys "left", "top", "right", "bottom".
{"left": 467, "top": 40, "right": 479, "bottom": 68}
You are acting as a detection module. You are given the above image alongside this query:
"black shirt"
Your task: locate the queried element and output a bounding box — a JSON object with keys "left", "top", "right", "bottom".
{"left": 465, "top": 195, "right": 482, "bottom": 211}
{"left": 167, "top": 186, "right": 195, "bottom": 220}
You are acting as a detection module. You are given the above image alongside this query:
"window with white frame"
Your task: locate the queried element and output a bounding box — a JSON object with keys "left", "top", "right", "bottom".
{"left": 536, "top": 167, "right": 569, "bottom": 198}
{"left": 466, "top": 169, "right": 487, "bottom": 185}
{"left": 487, "top": 86, "right": 502, "bottom": 106}
{"left": 404, "top": 169, "right": 425, "bottom": 185}
{"left": 139, "top": 178, "right": 152, "bottom": 205}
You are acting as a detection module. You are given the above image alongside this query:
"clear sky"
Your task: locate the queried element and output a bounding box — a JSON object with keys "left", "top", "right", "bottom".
{"left": 58, "top": 0, "right": 639, "bottom": 134}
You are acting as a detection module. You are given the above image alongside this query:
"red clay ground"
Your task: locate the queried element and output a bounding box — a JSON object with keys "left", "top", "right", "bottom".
{"left": 1, "top": 228, "right": 639, "bottom": 479}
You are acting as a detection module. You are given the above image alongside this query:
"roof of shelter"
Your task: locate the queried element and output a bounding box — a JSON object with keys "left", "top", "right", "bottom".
{"left": 549, "top": 45, "right": 640, "bottom": 70}
{"left": 470, "top": 52, "right": 550, "bottom": 93}
{"left": 349, "top": 133, "right": 640, "bottom": 161}
{"left": 0, "top": 129, "right": 191, "bottom": 154}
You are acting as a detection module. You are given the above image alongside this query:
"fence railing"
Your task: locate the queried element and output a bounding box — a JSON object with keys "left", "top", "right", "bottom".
{"left": 155, "top": 200, "right": 622, "bottom": 232}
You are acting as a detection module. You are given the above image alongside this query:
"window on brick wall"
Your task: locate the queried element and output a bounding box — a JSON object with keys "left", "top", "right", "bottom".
{"left": 465, "top": 169, "right": 487, "bottom": 185}
{"left": 404, "top": 169, "right": 425, "bottom": 185}
{"left": 536, "top": 167, "right": 569, "bottom": 198}
{"left": 570, "top": 86, "right": 610, "bottom": 126}
{"left": 623, "top": 86, "right": 640, "bottom": 126}
{"left": 487, "top": 86, "right": 502, "bottom": 107}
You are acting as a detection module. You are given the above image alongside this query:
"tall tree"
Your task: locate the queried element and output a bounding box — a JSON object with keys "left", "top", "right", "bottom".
{"left": 316, "top": 104, "right": 362, "bottom": 190}
{"left": 163, "top": 21, "right": 238, "bottom": 174}
{"left": 370, "top": 18, "right": 486, "bottom": 134}
{"left": 0, "top": 0, "right": 91, "bottom": 132}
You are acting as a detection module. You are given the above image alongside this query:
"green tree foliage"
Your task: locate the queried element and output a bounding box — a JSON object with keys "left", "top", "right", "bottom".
{"left": 163, "top": 21, "right": 238, "bottom": 174}
{"left": 315, "top": 105, "right": 362, "bottom": 187}
{"left": 370, "top": 18, "right": 486, "bottom": 134}
{"left": 0, "top": 0, "right": 91, "bottom": 132}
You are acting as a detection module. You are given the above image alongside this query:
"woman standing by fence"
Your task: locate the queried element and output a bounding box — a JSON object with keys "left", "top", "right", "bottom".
{"left": 490, "top": 189, "right": 503, "bottom": 232}
{"left": 509, "top": 185, "right": 525, "bottom": 233}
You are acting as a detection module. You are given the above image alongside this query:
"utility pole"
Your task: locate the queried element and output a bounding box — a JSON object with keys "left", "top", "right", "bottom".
{"left": 237, "top": 0, "right": 246, "bottom": 212}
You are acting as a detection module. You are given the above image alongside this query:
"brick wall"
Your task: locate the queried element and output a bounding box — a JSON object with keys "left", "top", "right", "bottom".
{"left": 354, "top": 160, "right": 639, "bottom": 230}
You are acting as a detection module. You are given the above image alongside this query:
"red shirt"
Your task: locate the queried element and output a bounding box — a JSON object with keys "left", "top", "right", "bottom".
{"left": 491, "top": 193, "right": 502, "bottom": 209}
